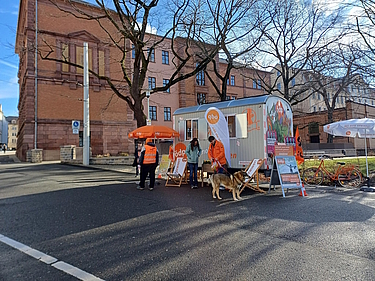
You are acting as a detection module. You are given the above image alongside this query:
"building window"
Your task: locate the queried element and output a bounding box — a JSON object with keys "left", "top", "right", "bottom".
{"left": 341, "top": 96, "right": 344, "bottom": 103}
{"left": 148, "top": 48, "right": 155, "bottom": 62}
{"left": 318, "top": 94, "right": 321, "bottom": 100}
{"left": 277, "top": 71, "right": 280, "bottom": 77}
{"left": 291, "top": 78, "right": 295, "bottom": 86}
{"left": 257, "top": 79, "right": 261, "bottom": 89}
{"left": 312, "top": 93, "right": 316, "bottom": 99}
{"left": 148, "top": 77, "right": 156, "bottom": 89}
{"left": 76, "top": 46, "right": 92, "bottom": 74}
{"left": 61, "top": 43, "right": 69, "bottom": 72}
{"left": 162, "top": 50, "right": 169, "bottom": 64}
{"left": 253, "top": 80, "right": 257, "bottom": 89}
{"left": 277, "top": 83, "right": 281, "bottom": 90}
{"left": 163, "top": 79, "right": 170, "bottom": 93}
{"left": 196, "top": 63, "right": 205, "bottom": 86}
{"left": 313, "top": 106, "right": 316, "bottom": 112}
{"left": 98, "top": 50, "right": 105, "bottom": 76}
{"left": 308, "top": 122, "right": 319, "bottom": 135}
{"left": 150, "top": 106, "right": 157, "bottom": 120}
{"left": 231, "top": 75, "right": 235, "bottom": 86}
{"left": 197, "top": 93, "right": 206, "bottom": 105}
{"left": 164, "top": 107, "right": 171, "bottom": 121}
{"left": 185, "top": 119, "right": 198, "bottom": 140}
{"left": 132, "top": 44, "right": 135, "bottom": 59}
{"left": 71, "top": 45, "right": 104, "bottom": 76}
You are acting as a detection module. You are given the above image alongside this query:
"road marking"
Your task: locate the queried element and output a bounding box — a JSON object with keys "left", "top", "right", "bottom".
{"left": 0, "top": 234, "right": 104, "bottom": 281}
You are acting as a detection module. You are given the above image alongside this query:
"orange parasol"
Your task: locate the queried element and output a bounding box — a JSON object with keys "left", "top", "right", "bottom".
{"left": 128, "top": 125, "right": 180, "bottom": 139}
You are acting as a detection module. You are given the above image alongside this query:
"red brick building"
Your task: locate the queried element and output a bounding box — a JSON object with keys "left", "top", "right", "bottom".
{"left": 15, "top": 0, "right": 269, "bottom": 161}
{"left": 294, "top": 101, "right": 375, "bottom": 155}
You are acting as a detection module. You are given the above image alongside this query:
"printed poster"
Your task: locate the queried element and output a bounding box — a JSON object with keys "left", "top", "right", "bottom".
{"left": 275, "top": 156, "right": 302, "bottom": 189}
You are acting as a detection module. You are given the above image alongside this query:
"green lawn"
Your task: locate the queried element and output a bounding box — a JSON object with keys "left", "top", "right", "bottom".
{"left": 298, "top": 156, "right": 375, "bottom": 177}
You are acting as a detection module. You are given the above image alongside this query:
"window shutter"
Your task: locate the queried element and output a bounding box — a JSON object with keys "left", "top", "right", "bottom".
{"left": 236, "top": 113, "right": 247, "bottom": 138}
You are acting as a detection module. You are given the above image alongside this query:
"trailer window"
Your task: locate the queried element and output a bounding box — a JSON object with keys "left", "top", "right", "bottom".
{"left": 186, "top": 119, "right": 198, "bottom": 140}
{"left": 226, "top": 115, "right": 236, "bottom": 138}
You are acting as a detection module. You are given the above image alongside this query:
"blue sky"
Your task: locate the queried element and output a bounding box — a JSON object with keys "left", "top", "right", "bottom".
{"left": 0, "top": 2, "right": 19, "bottom": 117}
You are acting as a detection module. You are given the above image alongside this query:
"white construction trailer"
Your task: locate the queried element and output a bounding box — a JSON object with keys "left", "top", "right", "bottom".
{"left": 173, "top": 94, "right": 293, "bottom": 170}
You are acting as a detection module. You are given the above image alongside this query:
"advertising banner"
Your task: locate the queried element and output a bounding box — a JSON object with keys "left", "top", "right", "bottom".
{"left": 205, "top": 107, "right": 231, "bottom": 167}
{"left": 275, "top": 156, "right": 304, "bottom": 197}
{"left": 266, "top": 130, "right": 277, "bottom": 155}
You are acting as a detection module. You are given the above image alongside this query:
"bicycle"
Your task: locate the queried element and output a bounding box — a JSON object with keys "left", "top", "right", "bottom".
{"left": 302, "top": 155, "right": 363, "bottom": 188}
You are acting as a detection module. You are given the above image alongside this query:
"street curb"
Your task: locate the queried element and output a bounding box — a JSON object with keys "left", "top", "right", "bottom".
{"left": 60, "top": 162, "right": 135, "bottom": 175}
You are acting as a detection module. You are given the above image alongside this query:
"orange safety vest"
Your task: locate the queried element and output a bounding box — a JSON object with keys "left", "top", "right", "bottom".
{"left": 143, "top": 145, "right": 157, "bottom": 164}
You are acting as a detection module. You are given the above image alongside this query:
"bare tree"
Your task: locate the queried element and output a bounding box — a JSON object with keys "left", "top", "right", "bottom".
{"left": 305, "top": 43, "right": 371, "bottom": 142}
{"left": 356, "top": 0, "right": 375, "bottom": 56}
{"left": 355, "top": 0, "right": 375, "bottom": 82}
{"left": 193, "top": 0, "right": 265, "bottom": 101}
{"left": 40, "top": 0, "right": 219, "bottom": 127}
{"left": 251, "top": 0, "right": 345, "bottom": 106}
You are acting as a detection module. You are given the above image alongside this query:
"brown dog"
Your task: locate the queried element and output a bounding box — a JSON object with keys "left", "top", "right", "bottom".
{"left": 209, "top": 171, "right": 245, "bottom": 201}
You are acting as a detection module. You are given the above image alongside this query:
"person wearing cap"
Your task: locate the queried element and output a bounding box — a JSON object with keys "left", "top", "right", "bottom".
{"left": 137, "top": 138, "right": 159, "bottom": 191}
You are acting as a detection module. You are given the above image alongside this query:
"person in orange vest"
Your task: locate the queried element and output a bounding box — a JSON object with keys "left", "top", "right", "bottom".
{"left": 208, "top": 136, "right": 227, "bottom": 174}
{"left": 137, "top": 138, "right": 159, "bottom": 191}
{"left": 168, "top": 145, "right": 174, "bottom": 162}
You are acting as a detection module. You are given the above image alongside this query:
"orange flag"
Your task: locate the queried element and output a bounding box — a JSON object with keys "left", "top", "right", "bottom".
{"left": 295, "top": 127, "right": 304, "bottom": 165}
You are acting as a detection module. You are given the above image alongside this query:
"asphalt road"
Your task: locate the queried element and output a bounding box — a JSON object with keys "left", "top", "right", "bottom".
{"left": 1, "top": 160, "right": 375, "bottom": 281}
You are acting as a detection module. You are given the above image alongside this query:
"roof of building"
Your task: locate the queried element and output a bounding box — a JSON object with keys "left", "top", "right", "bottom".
{"left": 5, "top": 116, "right": 18, "bottom": 122}
{"left": 174, "top": 94, "right": 271, "bottom": 115}
{"left": 218, "top": 58, "right": 271, "bottom": 74}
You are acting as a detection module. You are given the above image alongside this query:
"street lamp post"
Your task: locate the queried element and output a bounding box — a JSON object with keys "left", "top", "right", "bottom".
{"left": 146, "top": 90, "right": 151, "bottom": 125}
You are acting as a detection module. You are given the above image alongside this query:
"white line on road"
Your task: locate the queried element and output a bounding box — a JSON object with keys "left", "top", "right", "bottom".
{"left": 0, "top": 234, "right": 104, "bottom": 281}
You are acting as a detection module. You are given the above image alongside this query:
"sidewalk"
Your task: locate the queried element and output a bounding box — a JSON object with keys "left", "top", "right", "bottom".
{"left": 0, "top": 151, "right": 21, "bottom": 163}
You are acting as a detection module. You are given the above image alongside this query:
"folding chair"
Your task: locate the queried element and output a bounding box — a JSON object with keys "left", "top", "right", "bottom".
{"left": 240, "top": 158, "right": 266, "bottom": 194}
{"left": 165, "top": 157, "right": 188, "bottom": 187}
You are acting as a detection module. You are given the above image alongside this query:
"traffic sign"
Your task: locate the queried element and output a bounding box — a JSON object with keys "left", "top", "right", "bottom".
{"left": 72, "top": 120, "right": 80, "bottom": 130}
{"left": 72, "top": 120, "right": 80, "bottom": 134}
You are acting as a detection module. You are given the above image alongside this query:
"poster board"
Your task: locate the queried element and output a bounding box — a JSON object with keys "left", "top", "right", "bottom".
{"left": 157, "top": 155, "right": 171, "bottom": 176}
{"left": 275, "top": 156, "right": 304, "bottom": 197}
{"left": 274, "top": 145, "right": 294, "bottom": 156}
{"left": 268, "top": 144, "right": 292, "bottom": 190}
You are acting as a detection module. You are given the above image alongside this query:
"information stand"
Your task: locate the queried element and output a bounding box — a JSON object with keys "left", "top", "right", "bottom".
{"left": 268, "top": 145, "right": 305, "bottom": 197}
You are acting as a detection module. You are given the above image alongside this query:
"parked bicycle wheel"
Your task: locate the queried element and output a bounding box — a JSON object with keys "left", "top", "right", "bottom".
{"left": 302, "top": 167, "right": 323, "bottom": 186}
{"left": 338, "top": 168, "right": 362, "bottom": 188}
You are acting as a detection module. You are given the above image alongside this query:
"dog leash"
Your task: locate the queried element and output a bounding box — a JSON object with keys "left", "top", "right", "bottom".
{"left": 212, "top": 159, "right": 231, "bottom": 175}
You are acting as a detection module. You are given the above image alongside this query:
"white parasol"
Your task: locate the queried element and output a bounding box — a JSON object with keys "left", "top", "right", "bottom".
{"left": 323, "top": 118, "right": 375, "bottom": 177}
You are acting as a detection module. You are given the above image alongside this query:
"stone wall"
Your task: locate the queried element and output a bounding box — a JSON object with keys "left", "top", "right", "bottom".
{"left": 26, "top": 149, "right": 43, "bottom": 163}
{"left": 60, "top": 145, "right": 76, "bottom": 162}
